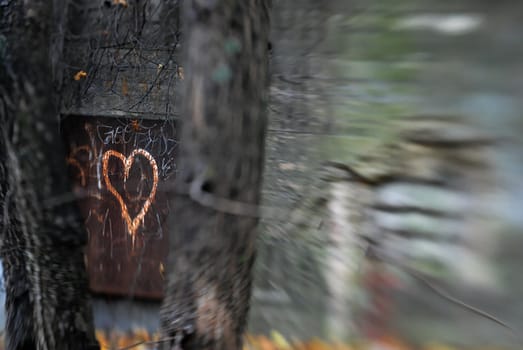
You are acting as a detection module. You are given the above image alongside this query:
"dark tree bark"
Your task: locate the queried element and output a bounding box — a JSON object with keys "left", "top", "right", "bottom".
{"left": 159, "top": 1, "right": 270, "bottom": 349}
{"left": 0, "top": 1, "right": 99, "bottom": 349}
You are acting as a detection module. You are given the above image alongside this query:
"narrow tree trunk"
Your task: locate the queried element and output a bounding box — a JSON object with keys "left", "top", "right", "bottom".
{"left": 159, "top": 1, "right": 270, "bottom": 349}
{"left": 0, "top": 1, "right": 99, "bottom": 349}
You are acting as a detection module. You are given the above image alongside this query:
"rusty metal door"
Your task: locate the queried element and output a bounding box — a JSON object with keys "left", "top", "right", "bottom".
{"left": 63, "top": 115, "right": 176, "bottom": 299}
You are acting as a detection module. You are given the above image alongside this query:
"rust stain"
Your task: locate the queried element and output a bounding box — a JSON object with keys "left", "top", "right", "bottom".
{"left": 130, "top": 119, "right": 141, "bottom": 132}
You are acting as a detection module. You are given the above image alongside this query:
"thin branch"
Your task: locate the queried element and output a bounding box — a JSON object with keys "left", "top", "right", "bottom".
{"left": 411, "top": 268, "right": 517, "bottom": 334}
{"left": 373, "top": 250, "right": 519, "bottom": 337}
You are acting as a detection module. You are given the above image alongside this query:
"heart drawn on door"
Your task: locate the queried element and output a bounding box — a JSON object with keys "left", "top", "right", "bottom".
{"left": 102, "top": 149, "right": 159, "bottom": 245}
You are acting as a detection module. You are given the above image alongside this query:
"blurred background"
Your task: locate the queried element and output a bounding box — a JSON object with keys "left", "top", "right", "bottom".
{"left": 250, "top": 0, "right": 523, "bottom": 348}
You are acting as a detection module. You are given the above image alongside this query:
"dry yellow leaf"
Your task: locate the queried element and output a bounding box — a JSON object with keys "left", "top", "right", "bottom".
{"left": 245, "top": 334, "right": 263, "bottom": 350}
{"left": 117, "top": 332, "right": 142, "bottom": 349}
{"left": 132, "top": 327, "right": 151, "bottom": 342}
{"left": 74, "top": 70, "right": 87, "bottom": 81}
{"left": 370, "top": 336, "right": 411, "bottom": 350}
{"left": 291, "top": 341, "right": 308, "bottom": 350}
{"left": 332, "top": 342, "right": 353, "bottom": 350}
{"left": 95, "top": 329, "right": 457, "bottom": 350}
{"left": 95, "top": 330, "right": 109, "bottom": 350}
{"left": 305, "top": 338, "right": 331, "bottom": 350}
{"left": 257, "top": 335, "right": 278, "bottom": 350}
{"left": 270, "top": 330, "right": 291, "bottom": 349}
{"left": 113, "top": 0, "right": 128, "bottom": 7}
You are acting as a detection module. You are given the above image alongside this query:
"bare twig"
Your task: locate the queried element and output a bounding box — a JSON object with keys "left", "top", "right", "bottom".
{"left": 373, "top": 249, "right": 518, "bottom": 336}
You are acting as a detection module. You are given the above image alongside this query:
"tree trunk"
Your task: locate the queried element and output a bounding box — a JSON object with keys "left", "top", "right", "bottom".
{"left": 159, "top": 1, "right": 270, "bottom": 349}
{"left": 0, "top": 1, "right": 99, "bottom": 349}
